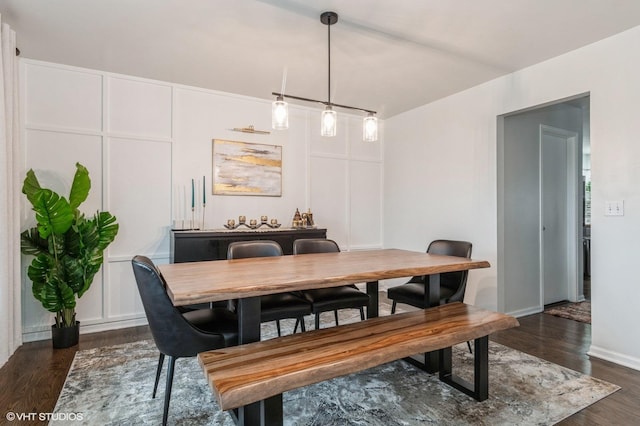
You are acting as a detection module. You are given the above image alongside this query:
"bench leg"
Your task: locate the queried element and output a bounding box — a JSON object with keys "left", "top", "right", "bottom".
{"left": 233, "top": 394, "right": 283, "bottom": 426}
{"left": 403, "top": 351, "right": 440, "bottom": 374}
{"left": 438, "top": 336, "right": 489, "bottom": 401}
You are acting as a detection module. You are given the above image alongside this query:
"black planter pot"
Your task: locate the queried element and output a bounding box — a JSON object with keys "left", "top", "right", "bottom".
{"left": 51, "top": 321, "right": 80, "bottom": 349}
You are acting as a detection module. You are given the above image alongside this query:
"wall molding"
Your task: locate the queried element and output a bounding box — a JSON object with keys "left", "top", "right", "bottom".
{"left": 588, "top": 345, "right": 640, "bottom": 372}
{"left": 22, "top": 316, "right": 148, "bottom": 343}
{"left": 505, "top": 305, "right": 543, "bottom": 318}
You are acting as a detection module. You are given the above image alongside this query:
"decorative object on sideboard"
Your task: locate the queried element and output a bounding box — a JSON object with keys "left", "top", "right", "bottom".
{"left": 292, "top": 207, "right": 316, "bottom": 229}
{"left": 21, "top": 163, "right": 119, "bottom": 348}
{"left": 271, "top": 11, "right": 378, "bottom": 142}
{"left": 230, "top": 125, "right": 270, "bottom": 135}
{"left": 212, "top": 139, "right": 282, "bottom": 197}
{"left": 224, "top": 215, "right": 282, "bottom": 230}
{"left": 173, "top": 176, "right": 207, "bottom": 230}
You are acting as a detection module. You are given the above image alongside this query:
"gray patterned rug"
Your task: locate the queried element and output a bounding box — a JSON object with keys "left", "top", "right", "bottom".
{"left": 51, "top": 303, "right": 618, "bottom": 425}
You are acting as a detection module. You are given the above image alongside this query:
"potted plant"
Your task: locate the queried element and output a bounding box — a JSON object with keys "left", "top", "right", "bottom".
{"left": 20, "top": 163, "right": 119, "bottom": 348}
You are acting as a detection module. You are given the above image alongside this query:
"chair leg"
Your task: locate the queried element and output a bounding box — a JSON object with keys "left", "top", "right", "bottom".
{"left": 467, "top": 341, "right": 473, "bottom": 354}
{"left": 162, "top": 356, "right": 176, "bottom": 426}
{"left": 276, "top": 320, "right": 282, "bottom": 337}
{"left": 293, "top": 318, "right": 299, "bottom": 333}
{"left": 299, "top": 317, "right": 306, "bottom": 332}
{"left": 334, "top": 310, "right": 339, "bottom": 326}
{"left": 153, "top": 353, "right": 165, "bottom": 398}
{"left": 359, "top": 307, "right": 365, "bottom": 321}
{"left": 391, "top": 301, "right": 397, "bottom": 314}
{"left": 315, "top": 313, "right": 320, "bottom": 330}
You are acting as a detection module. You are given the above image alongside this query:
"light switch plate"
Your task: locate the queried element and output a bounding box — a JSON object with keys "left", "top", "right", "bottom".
{"left": 605, "top": 200, "right": 624, "bottom": 216}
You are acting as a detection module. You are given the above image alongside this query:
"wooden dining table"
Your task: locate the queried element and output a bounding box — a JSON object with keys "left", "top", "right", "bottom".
{"left": 158, "top": 248, "right": 490, "bottom": 425}
{"left": 158, "top": 248, "right": 490, "bottom": 344}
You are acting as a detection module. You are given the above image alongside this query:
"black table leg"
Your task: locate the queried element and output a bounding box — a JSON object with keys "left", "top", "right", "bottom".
{"left": 366, "top": 281, "right": 379, "bottom": 318}
{"left": 422, "top": 273, "right": 440, "bottom": 371}
{"left": 237, "top": 296, "right": 261, "bottom": 344}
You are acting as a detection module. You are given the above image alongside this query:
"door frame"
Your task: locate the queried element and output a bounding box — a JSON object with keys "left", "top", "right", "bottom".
{"left": 538, "top": 125, "right": 581, "bottom": 307}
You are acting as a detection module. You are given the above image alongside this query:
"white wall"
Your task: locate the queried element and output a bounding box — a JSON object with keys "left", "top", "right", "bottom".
{"left": 20, "top": 60, "right": 383, "bottom": 342}
{"left": 384, "top": 25, "right": 640, "bottom": 370}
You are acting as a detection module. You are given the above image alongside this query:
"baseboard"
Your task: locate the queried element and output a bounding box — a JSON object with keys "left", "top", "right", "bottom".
{"left": 588, "top": 345, "right": 640, "bottom": 372}
{"left": 506, "top": 306, "right": 543, "bottom": 318}
{"left": 22, "top": 317, "right": 149, "bottom": 343}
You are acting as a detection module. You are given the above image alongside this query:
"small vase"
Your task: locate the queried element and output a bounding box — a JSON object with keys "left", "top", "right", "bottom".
{"left": 51, "top": 321, "right": 80, "bottom": 349}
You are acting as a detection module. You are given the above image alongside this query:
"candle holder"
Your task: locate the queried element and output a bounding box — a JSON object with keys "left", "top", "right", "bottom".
{"left": 223, "top": 216, "right": 281, "bottom": 229}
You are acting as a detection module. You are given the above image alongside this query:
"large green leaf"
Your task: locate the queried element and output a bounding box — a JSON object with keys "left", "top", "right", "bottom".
{"left": 69, "top": 163, "right": 90, "bottom": 210}
{"left": 21, "top": 169, "right": 42, "bottom": 207}
{"left": 28, "top": 254, "right": 75, "bottom": 314}
{"left": 31, "top": 189, "right": 74, "bottom": 239}
{"left": 61, "top": 255, "right": 86, "bottom": 295}
{"left": 94, "top": 211, "right": 119, "bottom": 251}
{"left": 20, "top": 228, "right": 49, "bottom": 256}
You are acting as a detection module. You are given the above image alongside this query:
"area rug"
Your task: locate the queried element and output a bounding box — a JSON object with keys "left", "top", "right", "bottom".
{"left": 51, "top": 322, "right": 618, "bottom": 425}
{"left": 545, "top": 301, "right": 591, "bottom": 324}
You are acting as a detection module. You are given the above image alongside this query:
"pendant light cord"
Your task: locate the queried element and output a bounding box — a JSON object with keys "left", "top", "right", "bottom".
{"left": 327, "top": 20, "right": 331, "bottom": 105}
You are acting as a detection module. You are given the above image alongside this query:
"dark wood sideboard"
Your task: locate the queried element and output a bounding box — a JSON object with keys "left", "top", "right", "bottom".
{"left": 170, "top": 228, "right": 327, "bottom": 263}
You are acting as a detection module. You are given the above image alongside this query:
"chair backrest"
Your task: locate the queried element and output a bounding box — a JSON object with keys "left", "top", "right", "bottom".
{"left": 131, "top": 255, "right": 226, "bottom": 357}
{"left": 293, "top": 238, "right": 340, "bottom": 254}
{"left": 227, "top": 240, "right": 283, "bottom": 259}
{"left": 427, "top": 239, "right": 472, "bottom": 258}
{"left": 427, "top": 240, "right": 473, "bottom": 303}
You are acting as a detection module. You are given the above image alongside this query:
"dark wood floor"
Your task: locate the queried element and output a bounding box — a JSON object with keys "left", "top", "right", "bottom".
{"left": 1, "top": 312, "right": 638, "bottom": 425}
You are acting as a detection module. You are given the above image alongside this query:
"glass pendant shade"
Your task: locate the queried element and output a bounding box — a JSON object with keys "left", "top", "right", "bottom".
{"left": 321, "top": 106, "right": 337, "bottom": 137}
{"left": 363, "top": 114, "right": 378, "bottom": 142}
{"left": 272, "top": 96, "right": 289, "bottom": 130}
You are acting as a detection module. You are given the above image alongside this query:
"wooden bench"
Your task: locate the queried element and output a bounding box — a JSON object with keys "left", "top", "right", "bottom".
{"left": 198, "top": 302, "right": 518, "bottom": 425}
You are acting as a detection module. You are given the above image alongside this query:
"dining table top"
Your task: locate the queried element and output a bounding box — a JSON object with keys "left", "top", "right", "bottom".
{"left": 158, "top": 248, "right": 491, "bottom": 306}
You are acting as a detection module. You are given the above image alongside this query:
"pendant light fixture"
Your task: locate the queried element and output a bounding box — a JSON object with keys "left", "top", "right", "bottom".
{"left": 271, "top": 11, "right": 378, "bottom": 141}
{"left": 272, "top": 95, "right": 288, "bottom": 130}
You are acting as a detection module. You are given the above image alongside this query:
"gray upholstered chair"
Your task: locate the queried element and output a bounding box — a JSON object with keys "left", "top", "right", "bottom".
{"left": 131, "top": 255, "right": 238, "bottom": 426}
{"left": 227, "top": 240, "right": 312, "bottom": 336}
{"left": 293, "top": 238, "right": 368, "bottom": 330}
{"left": 387, "top": 239, "right": 473, "bottom": 312}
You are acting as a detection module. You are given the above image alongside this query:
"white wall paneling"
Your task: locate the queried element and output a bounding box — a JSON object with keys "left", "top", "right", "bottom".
{"left": 349, "top": 160, "right": 382, "bottom": 249}
{"left": 309, "top": 113, "right": 384, "bottom": 251}
{"left": 24, "top": 63, "right": 102, "bottom": 132}
{"left": 107, "top": 137, "right": 172, "bottom": 259}
{"left": 310, "top": 157, "right": 349, "bottom": 247}
{"left": 107, "top": 76, "right": 173, "bottom": 139}
{"left": 20, "top": 60, "right": 385, "bottom": 341}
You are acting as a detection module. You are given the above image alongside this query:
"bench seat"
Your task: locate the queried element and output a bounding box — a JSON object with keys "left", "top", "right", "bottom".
{"left": 198, "top": 302, "right": 518, "bottom": 412}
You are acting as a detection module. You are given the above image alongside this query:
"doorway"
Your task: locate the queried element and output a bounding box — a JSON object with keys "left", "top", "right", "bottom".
{"left": 497, "top": 95, "right": 589, "bottom": 316}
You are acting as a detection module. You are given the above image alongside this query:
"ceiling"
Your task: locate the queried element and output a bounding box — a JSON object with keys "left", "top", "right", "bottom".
{"left": 2, "top": 0, "right": 640, "bottom": 118}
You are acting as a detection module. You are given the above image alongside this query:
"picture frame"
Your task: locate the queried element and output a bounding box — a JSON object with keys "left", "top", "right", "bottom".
{"left": 212, "top": 139, "right": 282, "bottom": 196}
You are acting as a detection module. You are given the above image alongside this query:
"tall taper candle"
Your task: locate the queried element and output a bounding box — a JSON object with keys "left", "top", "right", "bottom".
{"left": 191, "top": 178, "right": 195, "bottom": 209}
{"left": 203, "top": 176, "right": 206, "bottom": 204}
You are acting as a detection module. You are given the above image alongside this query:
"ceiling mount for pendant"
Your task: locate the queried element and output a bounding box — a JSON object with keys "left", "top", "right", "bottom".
{"left": 320, "top": 11, "right": 338, "bottom": 26}
{"left": 271, "top": 10, "right": 378, "bottom": 142}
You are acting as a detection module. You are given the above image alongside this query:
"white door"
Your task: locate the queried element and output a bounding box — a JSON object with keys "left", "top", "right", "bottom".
{"left": 540, "top": 125, "right": 579, "bottom": 305}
